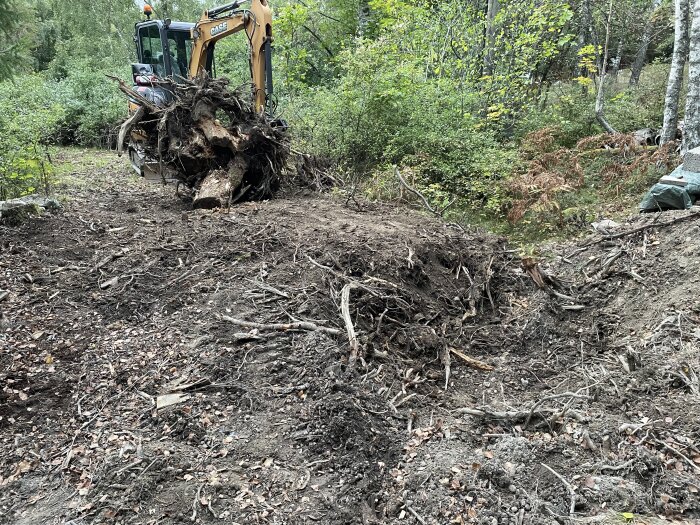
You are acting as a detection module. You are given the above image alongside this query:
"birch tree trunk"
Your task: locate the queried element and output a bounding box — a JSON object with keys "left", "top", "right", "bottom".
{"left": 629, "top": 0, "right": 662, "bottom": 86}
{"left": 684, "top": 0, "right": 700, "bottom": 151}
{"left": 484, "top": 0, "right": 500, "bottom": 76}
{"left": 596, "top": 0, "right": 617, "bottom": 134}
{"left": 661, "top": 0, "right": 691, "bottom": 144}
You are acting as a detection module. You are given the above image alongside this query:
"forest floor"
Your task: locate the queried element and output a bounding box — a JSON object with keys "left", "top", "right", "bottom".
{"left": 1, "top": 149, "right": 700, "bottom": 525}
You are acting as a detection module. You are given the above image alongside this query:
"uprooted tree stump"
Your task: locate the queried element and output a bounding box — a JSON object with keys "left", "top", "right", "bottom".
{"left": 112, "top": 74, "right": 289, "bottom": 208}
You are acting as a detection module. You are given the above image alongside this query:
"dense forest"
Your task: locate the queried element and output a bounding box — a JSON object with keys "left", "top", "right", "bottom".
{"left": 0, "top": 0, "right": 695, "bottom": 237}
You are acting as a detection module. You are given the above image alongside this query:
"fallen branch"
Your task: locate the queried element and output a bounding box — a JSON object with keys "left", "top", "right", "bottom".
{"left": 583, "top": 211, "right": 700, "bottom": 246}
{"left": 524, "top": 392, "right": 591, "bottom": 428}
{"left": 441, "top": 346, "right": 451, "bottom": 390}
{"left": 306, "top": 255, "right": 397, "bottom": 295}
{"left": 106, "top": 75, "right": 160, "bottom": 113}
{"left": 598, "top": 459, "right": 635, "bottom": 472}
{"left": 340, "top": 283, "right": 360, "bottom": 364}
{"left": 246, "top": 278, "right": 290, "bottom": 298}
{"left": 116, "top": 105, "right": 145, "bottom": 156}
{"left": 220, "top": 314, "right": 341, "bottom": 335}
{"left": 191, "top": 484, "right": 204, "bottom": 522}
{"left": 654, "top": 439, "right": 700, "bottom": 473}
{"left": 405, "top": 505, "right": 427, "bottom": 525}
{"left": 448, "top": 347, "right": 494, "bottom": 371}
{"left": 540, "top": 462, "right": 576, "bottom": 516}
{"left": 395, "top": 166, "right": 453, "bottom": 218}
{"left": 457, "top": 405, "right": 585, "bottom": 425}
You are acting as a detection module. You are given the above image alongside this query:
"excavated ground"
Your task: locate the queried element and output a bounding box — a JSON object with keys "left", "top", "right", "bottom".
{"left": 1, "top": 149, "right": 699, "bottom": 525}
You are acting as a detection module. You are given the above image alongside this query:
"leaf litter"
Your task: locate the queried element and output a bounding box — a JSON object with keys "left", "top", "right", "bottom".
{"left": 0, "top": 150, "right": 699, "bottom": 524}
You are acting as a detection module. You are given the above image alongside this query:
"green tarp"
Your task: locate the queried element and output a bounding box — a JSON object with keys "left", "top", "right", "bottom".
{"left": 639, "top": 166, "right": 700, "bottom": 212}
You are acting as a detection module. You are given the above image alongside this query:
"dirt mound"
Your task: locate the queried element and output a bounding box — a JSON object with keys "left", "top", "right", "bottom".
{"left": 1, "top": 151, "right": 699, "bottom": 524}
{"left": 384, "top": 211, "right": 700, "bottom": 524}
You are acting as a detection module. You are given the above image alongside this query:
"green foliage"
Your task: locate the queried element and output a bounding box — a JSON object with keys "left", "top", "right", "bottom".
{"left": 0, "top": 54, "right": 128, "bottom": 199}
{"left": 0, "top": 75, "right": 65, "bottom": 199}
{"left": 215, "top": 33, "right": 255, "bottom": 87}
{"left": 278, "top": 0, "right": 578, "bottom": 217}
{"left": 51, "top": 58, "right": 129, "bottom": 146}
{"left": 0, "top": 0, "right": 34, "bottom": 80}
{"left": 286, "top": 38, "right": 517, "bottom": 213}
{"left": 274, "top": 0, "right": 362, "bottom": 89}
{"left": 517, "top": 63, "right": 670, "bottom": 148}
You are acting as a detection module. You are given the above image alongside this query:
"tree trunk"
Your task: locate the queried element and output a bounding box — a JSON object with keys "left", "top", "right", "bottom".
{"left": 484, "top": 0, "right": 500, "bottom": 76}
{"left": 684, "top": 0, "right": 700, "bottom": 151}
{"left": 661, "top": 0, "right": 690, "bottom": 144}
{"left": 193, "top": 157, "right": 247, "bottom": 209}
{"left": 610, "top": 38, "right": 623, "bottom": 82}
{"left": 629, "top": 0, "right": 662, "bottom": 87}
{"left": 596, "top": 0, "right": 617, "bottom": 134}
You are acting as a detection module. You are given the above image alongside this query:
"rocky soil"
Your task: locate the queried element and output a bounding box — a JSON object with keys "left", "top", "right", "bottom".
{"left": 1, "top": 150, "right": 699, "bottom": 525}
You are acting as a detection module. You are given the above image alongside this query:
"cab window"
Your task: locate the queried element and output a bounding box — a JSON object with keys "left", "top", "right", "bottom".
{"left": 167, "top": 29, "right": 193, "bottom": 80}
{"left": 139, "top": 25, "right": 165, "bottom": 76}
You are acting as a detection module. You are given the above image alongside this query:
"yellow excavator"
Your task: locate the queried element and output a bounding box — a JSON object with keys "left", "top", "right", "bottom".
{"left": 127, "top": 0, "right": 274, "bottom": 178}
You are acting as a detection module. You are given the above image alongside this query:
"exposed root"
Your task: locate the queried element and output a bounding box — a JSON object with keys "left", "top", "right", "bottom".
{"left": 111, "top": 74, "right": 289, "bottom": 207}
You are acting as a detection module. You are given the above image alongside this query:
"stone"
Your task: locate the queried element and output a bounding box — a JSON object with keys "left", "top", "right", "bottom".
{"left": 683, "top": 146, "right": 700, "bottom": 173}
{"left": 0, "top": 195, "right": 62, "bottom": 225}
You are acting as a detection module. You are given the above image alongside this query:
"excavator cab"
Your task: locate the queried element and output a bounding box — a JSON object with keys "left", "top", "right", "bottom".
{"left": 134, "top": 21, "right": 199, "bottom": 81}
{"left": 131, "top": 20, "right": 198, "bottom": 107}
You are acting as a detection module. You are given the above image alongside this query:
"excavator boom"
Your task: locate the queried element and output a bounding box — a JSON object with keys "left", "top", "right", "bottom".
{"left": 189, "top": 0, "right": 273, "bottom": 112}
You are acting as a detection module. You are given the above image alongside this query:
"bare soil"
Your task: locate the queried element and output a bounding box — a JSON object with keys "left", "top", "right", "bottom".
{"left": 1, "top": 150, "right": 699, "bottom": 525}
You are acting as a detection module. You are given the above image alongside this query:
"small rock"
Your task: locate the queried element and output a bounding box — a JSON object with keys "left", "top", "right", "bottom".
{"left": 684, "top": 146, "right": 700, "bottom": 173}
{"left": 0, "top": 195, "right": 61, "bottom": 225}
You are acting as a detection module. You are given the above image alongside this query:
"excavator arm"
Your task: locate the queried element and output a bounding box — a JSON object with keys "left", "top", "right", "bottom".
{"left": 189, "top": 0, "right": 273, "bottom": 113}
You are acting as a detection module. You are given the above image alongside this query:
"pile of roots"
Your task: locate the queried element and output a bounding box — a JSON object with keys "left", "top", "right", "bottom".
{"left": 114, "top": 74, "right": 289, "bottom": 208}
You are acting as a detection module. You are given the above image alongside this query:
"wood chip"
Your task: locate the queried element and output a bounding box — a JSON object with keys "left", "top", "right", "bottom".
{"left": 156, "top": 393, "right": 191, "bottom": 410}
{"left": 448, "top": 347, "right": 494, "bottom": 371}
{"left": 100, "top": 276, "right": 119, "bottom": 290}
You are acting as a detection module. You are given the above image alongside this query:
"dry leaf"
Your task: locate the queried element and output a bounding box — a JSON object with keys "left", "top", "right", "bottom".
{"left": 100, "top": 276, "right": 119, "bottom": 290}
{"left": 15, "top": 460, "right": 32, "bottom": 475}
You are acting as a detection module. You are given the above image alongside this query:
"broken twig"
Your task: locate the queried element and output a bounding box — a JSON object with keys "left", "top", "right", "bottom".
{"left": 220, "top": 314, "right": 341, "bottom": 335}
{"left": 448, "top": 347, "right": 494, "bottom": 371}
{"left": 340, "top": 283, "right": 360, "bottom": 364}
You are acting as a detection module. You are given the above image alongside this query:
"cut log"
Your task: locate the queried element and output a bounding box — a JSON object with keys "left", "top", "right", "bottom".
{"left": 193, "top": 157, "right": 247, "bottom": 209}
{"left": 198, "top": 117, "right": 245, "bottom": 153}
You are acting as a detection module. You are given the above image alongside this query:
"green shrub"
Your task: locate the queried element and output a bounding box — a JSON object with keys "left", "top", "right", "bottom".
{"left": 517, "top": 63, "right": 670, "bottom": 149}
{"left": 284, "top": 39, "right": 517, "bottom": 214}
{"left": 0, "top": 74, "right": 64, "bottom": 199}
{"left": 50, "top": 58, "right": 129, "bottom": 146}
